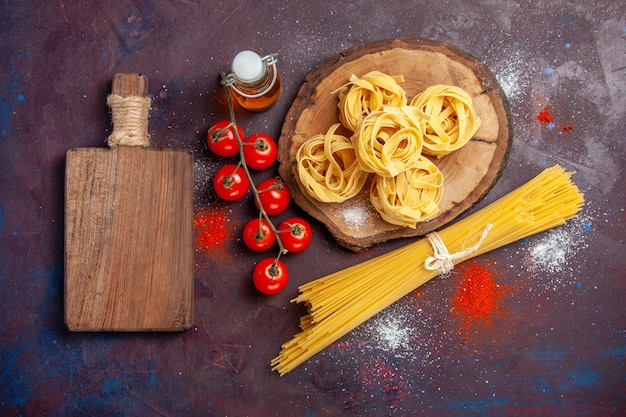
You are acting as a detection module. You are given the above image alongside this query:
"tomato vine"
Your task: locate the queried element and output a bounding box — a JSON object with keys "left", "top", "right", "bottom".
{"left": 213, "top": 73, "right": 289, "bottom": 293}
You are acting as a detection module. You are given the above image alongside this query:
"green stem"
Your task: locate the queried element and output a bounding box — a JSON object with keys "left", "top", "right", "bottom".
{"left": 224, "top": 160, "right": 243, "bottom": 184}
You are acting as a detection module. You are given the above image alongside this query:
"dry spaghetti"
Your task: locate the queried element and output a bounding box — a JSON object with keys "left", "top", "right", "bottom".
{"left": 272, "top": 165, "right": 584, "bottom": 375}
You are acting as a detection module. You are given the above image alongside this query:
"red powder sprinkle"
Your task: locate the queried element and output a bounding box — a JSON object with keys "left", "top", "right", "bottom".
{"left": 452, "top": 260, "right": 506, "bottom": 330}
{"left": 536, "top": 105, "right": 575, "bottom": 132}
{"left": 536, "top": 105, "right": 553, "bottom": 124}
{"left": 359, "top": 357, "right": 396, "bottom": 390}
{"left": 194, "top": 208, "right": 229, "bottom": 251}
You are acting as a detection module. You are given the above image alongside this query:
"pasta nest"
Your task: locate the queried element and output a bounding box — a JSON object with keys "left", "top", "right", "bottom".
{"left": 369, "top": 155, "right": 444, "bottom": 228}
{"left": 295, "top": 72, "right": 483, "bottom": 229}
{"left": 410, "top": 85, "right": 481, "bottom": 157}
{"left": 296, "top": 123, "right": 369, "bottom": 203}
{"left": 337, "top": 71, "right": 407, "bottom": 131}
{"left": 351, "top": 106, "right": 424, "bottom": 177}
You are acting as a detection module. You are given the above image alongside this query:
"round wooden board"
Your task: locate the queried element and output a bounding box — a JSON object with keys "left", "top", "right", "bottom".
{"left": 278, "top": 38, "right": 512, "bottom": 251}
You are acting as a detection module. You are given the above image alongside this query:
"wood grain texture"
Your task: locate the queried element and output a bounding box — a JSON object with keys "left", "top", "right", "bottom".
{"left": 278, "top": 38, "right": 512, "bottom": 251}
{"left": 111, "top": 72, "right": 149, "bottom": 97}
{"left": 64, "top": 74, "right": 194, "bottom": 331}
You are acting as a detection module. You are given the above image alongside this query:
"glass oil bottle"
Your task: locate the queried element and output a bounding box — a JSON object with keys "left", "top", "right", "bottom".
{"left": 221, "top": 50, "right": 282, "bottom": 112}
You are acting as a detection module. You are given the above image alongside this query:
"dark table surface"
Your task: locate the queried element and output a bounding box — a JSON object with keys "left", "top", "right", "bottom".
{"left": 1, "top": 1, "right": 625, "bottom": 416}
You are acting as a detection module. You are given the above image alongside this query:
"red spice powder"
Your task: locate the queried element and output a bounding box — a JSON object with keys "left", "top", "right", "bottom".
{"left": 452, "top": 260, "right": 506, "bottom": 330}
{"left": 194, "top": 207, "right": 229, "bottom": 251}
{"left": 536, "top": 105, "right": 553, "bottom": 124}
{"left": 358, "top": 357, "right": 395, "bottom": 390}
{"left": 536, "top": 104, "right": 575, "bottom": 132}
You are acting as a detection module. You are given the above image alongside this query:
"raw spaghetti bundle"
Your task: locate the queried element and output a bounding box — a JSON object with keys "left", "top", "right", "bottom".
{"left": 272, "top": 165, "right": 584, "bottom": 375}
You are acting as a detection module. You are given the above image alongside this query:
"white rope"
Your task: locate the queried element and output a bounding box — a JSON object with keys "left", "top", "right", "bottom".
{"left": 424, "top": 223, "right": 494, "bottom": 274}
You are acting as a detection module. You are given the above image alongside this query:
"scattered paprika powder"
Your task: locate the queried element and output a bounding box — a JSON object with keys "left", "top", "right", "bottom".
{"left": 194, "top": 207, "right": 230, "bottom": 252}
{"left": 451, "top": 260, "right": 508, "bottom": 331}
{"left": 536, "top": 104, "right": 574, "bottom": 133}
{"left": 536, "top": 105, "right": 554, "bottom": 124}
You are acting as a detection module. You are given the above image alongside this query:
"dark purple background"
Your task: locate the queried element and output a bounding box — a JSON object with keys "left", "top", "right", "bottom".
{"left": 1, "top": 2, "right": 624, "bottom": 416}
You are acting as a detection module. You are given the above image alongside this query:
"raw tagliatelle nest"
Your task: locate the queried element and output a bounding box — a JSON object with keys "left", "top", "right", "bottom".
{"left": 410, "top": 84, "right": 482, "bottom": 157}
{"left": 352, "top": 106, "right": 424, "bottom": 177}
{"left": 336, "top": 71, "right": 407, "bottom": 132}
{"left": 295, "top": 70, "right": 481, "bottom": 228}
{"left": 296, "top": 123, "right": 369, "bottom": 203}
{"left": 370, "top": 155, "right": 444, "bottom": 227}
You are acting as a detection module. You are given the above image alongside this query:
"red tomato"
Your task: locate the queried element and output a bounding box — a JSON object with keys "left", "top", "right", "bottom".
{"left": 255, "top": 178, "right": 290, "bottom": 216}
{"left": 207, "top": 120, "right": 244, "bottom": 157}
{"left": 253, "top": 258, "right": 288, "bottom": 295}
{"left": 213, "top": 164, "right": 250, "bottom": 201}
{"left": 243, "top": 218, "right": 276, "bottom": 252}
{"left": 243, "top": 133, "right": 278, "bottom": 170}
{"left": 278, "top": 217, "right": 312, "bottom": 253}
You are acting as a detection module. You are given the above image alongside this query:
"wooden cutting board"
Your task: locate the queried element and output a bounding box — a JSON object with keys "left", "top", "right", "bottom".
{"left": 278, "top": 38, "right": 512, "bottom": 251}
{"left": 64, "top": 73, "right": 194, "bottom": 331}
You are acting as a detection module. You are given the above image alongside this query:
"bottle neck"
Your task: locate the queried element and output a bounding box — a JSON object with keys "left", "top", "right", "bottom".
{"left": 222, "top": 54, "right": 279, "bottom": 99}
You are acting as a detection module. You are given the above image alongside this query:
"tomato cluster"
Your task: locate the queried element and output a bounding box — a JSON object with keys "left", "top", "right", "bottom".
{"left": 207, "top": 120, "right": 313, "bottom": 295}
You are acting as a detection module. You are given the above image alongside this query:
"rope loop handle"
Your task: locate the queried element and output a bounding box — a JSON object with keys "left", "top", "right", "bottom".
{"left": 106, "top": 94, "right": 151, "bottom": 147}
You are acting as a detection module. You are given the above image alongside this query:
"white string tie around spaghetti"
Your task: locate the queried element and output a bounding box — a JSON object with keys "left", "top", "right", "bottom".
{"left": 424, "top": 223, "right": 494, "bottom": 274}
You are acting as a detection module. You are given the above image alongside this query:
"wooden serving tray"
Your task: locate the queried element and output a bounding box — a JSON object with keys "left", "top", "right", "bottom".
{"left": 278, "top": 38, "right": 512, "bottom": 251}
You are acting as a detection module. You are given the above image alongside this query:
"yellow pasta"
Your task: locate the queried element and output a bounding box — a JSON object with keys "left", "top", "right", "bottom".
{"left": 410, "top": 84, "right": 481, "bottom": 157}
{"left": 296, "top": 123, "right": 369, "bottom": 203}
{"left": 272, "top": 165, "right": 584, "bottom": 375}
{"left": 336, "top": 71, "right": 407, "bottom": 131}
{"left": 296, "top": 74, "right": 484, "bottom": 230}
{"left": 351, "top": 106, "right": 424, "bottom": 177}
{"left": 369, "top": 155, "right": 443, "bottom": 228}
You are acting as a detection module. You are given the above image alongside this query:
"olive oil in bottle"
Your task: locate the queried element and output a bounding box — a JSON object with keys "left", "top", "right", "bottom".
{"left": 222, "top": 50, "right": 282, "bottom": 112}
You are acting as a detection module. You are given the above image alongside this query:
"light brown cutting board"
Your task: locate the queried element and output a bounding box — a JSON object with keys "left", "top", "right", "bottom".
{"left": 64, "top": 73, "right": 194, "bottom": 331}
